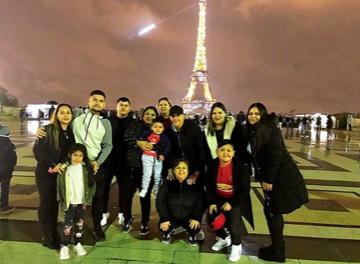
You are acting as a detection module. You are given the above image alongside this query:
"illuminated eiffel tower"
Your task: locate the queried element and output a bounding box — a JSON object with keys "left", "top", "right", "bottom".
{"left": 182, "top": 0, "right": 215, "bottom": 114}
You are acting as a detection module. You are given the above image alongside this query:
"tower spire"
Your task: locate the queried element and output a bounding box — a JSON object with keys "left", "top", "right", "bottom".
{"left": 182, "top": 0, "right": 215, "bottom": 114}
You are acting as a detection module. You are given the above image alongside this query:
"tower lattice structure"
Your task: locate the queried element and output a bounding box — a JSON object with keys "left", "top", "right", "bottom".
{"left": 182, "top": 0, "right": 215, "bottom": 114}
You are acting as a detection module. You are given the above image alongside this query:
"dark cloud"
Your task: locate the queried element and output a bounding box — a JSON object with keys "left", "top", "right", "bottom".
{"left": 0, "top": 0, "right": 359, "bottom": 113}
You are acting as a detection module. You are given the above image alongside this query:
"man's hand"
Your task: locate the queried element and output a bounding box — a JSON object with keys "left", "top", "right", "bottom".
{"left": 189, "top": 219, "right": 200, "bottom": 230}
{"left": 36, "top": 127, "right": 47, "bottom": 139}
{"left": 160, "top": 221, "right": 171, "bottom": 232}
{"left": 166, "top": 168, "right": 175, "bottom": 181}
{"left": 221, "top": 202, "right": 232, "bottom": 212}
{"left": 137, "top": 140, "right": 153, "bottom": 151}
{"left": 91, "top": 160, "right": 99, "bottom": 174}
{"left": 158, "top": 154, "right": 165, "bottom": 161}
{"left": 261, "top": 181, "right": 273, "bottom": 191}
{"left": 186, "top": 171, "right": 199, "bottom": 185}
{"left": 209, "top": 204, "right": 217, "bottom": 215}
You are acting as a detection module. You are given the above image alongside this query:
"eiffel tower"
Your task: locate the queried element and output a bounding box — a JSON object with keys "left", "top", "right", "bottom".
{"left": 182, "top": 0, "right": 215, "bottom": 114}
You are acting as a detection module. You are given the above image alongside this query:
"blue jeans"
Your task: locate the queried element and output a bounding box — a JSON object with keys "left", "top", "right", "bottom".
{"left": 141, "top": 154, "right": 162, "bottom": 195}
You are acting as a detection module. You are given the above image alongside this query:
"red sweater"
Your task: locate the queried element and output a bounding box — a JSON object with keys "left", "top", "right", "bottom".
{"left": 216, "top": 163, "right": 234, "bottom": 199}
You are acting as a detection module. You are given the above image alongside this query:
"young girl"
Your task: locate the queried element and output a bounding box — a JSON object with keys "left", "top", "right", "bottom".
{"left": 56, "top": 143, "right": 95, "bottom": 260}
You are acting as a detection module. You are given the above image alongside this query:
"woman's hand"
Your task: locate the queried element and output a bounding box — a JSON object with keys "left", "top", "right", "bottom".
{"left": 160, "top": 221, "right": 171, "bottom": 232}
{"left": 261, "top": 181, "right": 273, "bottom": 191}
{"left": 137, "top": 140, "right": 153, "bottom": 151}
{"left": 209, "top": 204, "right": 217, "bottom": 215}
{"left": 221, "top": 202, "right": 232, "bottom": 212}
{"left": 36, "top": 127, "right": 47, "bottom": 139}
{"left": 189, "top": 219, "right": 200, "bottom": 230}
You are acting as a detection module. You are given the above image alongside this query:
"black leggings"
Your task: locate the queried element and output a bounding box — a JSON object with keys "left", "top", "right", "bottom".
{"left": 36, "top": 174, "right": 59, "bottom": 240}
{"left": 103, "top": 168, "right": 125, "bottom": 214}
{"left": 214, "top": 206, "right": 243, "bottom": 245}
{"left": 264, "top": 203, "right": 284, "bottom": 246}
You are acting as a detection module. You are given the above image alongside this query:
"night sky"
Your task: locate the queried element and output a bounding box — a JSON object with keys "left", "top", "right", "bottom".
{"left": 1, "top": 0, "right": 359, "bottom": 113}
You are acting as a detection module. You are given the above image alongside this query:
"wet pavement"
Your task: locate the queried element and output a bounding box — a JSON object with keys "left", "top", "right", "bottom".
{"left": 0, "top": 119, "right": 359, "bottom": 263}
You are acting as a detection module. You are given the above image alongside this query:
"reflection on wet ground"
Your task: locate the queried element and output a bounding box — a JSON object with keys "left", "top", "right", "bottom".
{"left": 0, "top": 119, "right": 359, "bottom": 264}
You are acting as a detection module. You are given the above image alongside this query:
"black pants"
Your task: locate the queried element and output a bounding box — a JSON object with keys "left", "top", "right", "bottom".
{"left": 214, "top": 204, "right": 243, "bottom": 245}
{"left": 122, "top": 167, "right": 151, "bottom": 225}
{"left": 92, "top": 166, "right": 105, "bottom": 228}
{"left": 62, "top": 204, "right": 86, "bottom": 246}
{"left": 264, "top": 202, "right": 284, "bottom": 248}
{"left": 159, "top": 217, "right": 200, "bottom": 239}
{"left": 103, "top": 167, "right": 125, "bottom": 214}
{"left": 35, "top": 174, "right": 59, "bottom": 241}
{"left": 0, "top": 176, "right": 11, "bottom": 207}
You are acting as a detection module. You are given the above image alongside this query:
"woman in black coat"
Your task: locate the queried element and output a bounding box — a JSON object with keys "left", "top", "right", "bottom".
{"left": 122, "top": 106, "right": 159, "bottom": 235}
{"left": 246, "top": 102, "right": 308, "bottom": 262}
{"left": 156, "top": 158, "right": 204, "bottom": 246}
{"left": 33, "top": 103, "right": 75, "bottom": 249}
{"left": 206, "top": 140, "right": 253, "bottom": 262}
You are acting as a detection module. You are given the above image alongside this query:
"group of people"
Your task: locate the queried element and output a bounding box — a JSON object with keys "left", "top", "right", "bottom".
{"left": 32, "top": 89, "right": 308, "bottom": 262}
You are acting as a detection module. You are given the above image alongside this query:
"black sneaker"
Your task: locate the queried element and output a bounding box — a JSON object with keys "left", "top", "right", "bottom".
{"left": 187, "top": 236, "right": 198, "bottom": 247}
{"left": 42, "top": 237, "right": 60, "bottom": 249}
{"left": 0, "top": 205, "right": 15, "bottom": 214}
{"left": 161, "top": 229, "right": 174, "bottom": 244}
{"left": 139, "top": 224, "right": 149, "bottom": 236}
{"left": 92, "top": 227, "right": 106, "bottom": 242}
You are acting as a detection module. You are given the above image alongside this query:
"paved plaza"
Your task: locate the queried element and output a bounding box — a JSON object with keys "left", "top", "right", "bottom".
{"left": 0, "top": 119, "right": 359, "bottom": 264}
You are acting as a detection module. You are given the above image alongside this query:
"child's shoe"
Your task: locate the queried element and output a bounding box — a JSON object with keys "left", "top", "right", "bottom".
{"left": 74, "top": 242, "right": 86, "bottom": 256}
{"left": 229, "top": 244, "right": 242, "bottom": 262}
{"left": 211, "top": 236, "right": 231, "bottom": 251}
{"left": 60, "top": 246, "right": 70, "bottom": 260}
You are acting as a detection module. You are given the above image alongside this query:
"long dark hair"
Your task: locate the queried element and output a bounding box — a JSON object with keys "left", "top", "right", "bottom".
{"left": 246, "top": 102, "right": 273, "bottom": 152}
{"left": 207, "top": 102, "right": 228, "bottom": 135}
{"left": 67, "top": 143, "right": 94, "bottom": 186}
{"left": 67, "top": 143, "right": 90, "bottom": 165}
{"left": 49, "top": 103, "right": 73, "bottom": 150}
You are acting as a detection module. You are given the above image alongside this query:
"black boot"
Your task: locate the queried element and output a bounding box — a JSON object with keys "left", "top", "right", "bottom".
{"left": 42, "top": 236, "right": 60, "bottom": 249}
{"left": 258, "top": 241, "right": 285, "bottom": 262}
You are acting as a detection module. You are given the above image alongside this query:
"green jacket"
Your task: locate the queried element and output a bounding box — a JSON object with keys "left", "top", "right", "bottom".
{"left": 57, "top": 163, "right": 96, "bottom": 211}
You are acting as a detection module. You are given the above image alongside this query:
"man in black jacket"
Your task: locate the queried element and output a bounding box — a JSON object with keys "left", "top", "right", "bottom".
{"left": 102, "top": 97, "right": 134, "bottom": 227}
{"left": 0, "top": 125, "right": 17, "bottom": 213}
{"left": 164, "top": 105, "right": 205, "bottom": 184}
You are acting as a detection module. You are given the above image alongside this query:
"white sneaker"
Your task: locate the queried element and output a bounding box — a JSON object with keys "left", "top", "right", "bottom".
{"left": 100, "top": 212, "right": 110, "bottom": 227}
{"left": 139, "top": 189, "right": 147, "bottom": 198}
{"left": 74, "top": 242, "right": 86, "bottom": 256}
{"left": 211, "top": 236, "right": 231, "bottom": 251}
{"left": 60, "top": 246, "right": 70, "bottom": 260}
{"left": 229, "top": 244, "right": 242, "bottom": 262}
{"left": 118, "top": 213, "right": 125, "bottom": 226}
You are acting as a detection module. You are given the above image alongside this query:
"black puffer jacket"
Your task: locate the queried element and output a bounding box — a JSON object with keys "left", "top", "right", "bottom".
{"left": 0, "top": 137, "right": 17, "bottom": 179}
{"left": 248, "top": 118, "right": 308, "bottom": 215}
{"left": 123, "top": 119, "right": 149, "bottom": 168}
{"left": 165, "top": 119, "right": 205, "bottom": 175}
{"left": 33, "top": 124, "right": 75, "bottom": 178}
{"left": 156, "top": 178, "right": 204, "bottom": 222}
{"left": 205, "top": 158, "right": 254, "bottom": 228}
